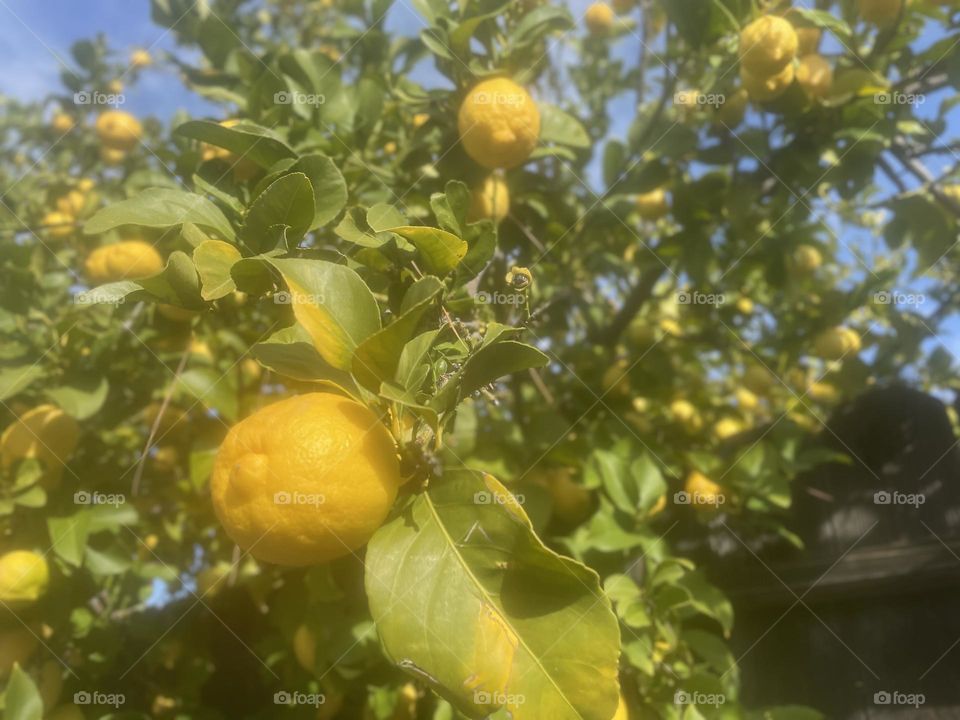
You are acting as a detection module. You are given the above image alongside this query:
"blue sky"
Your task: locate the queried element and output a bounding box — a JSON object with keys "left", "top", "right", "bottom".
{"left": 2, "top": 0, "right": 958, "bottom": 373}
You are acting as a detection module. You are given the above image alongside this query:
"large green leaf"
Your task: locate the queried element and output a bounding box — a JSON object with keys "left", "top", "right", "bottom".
{"left": 293, "top": 154, "right": 348, "bottom": 229}
{"left": 175, "top": 367, "right": 239, "bottom": 422}
{"left": 193, "top": 240, "right": 241, "bottom": 300}
{"left": 385, "top": 226, "right": 468, "bottom": 275}
{"left": 3, "top": 665, "right": 42, "bottom": 720}
{"left": 84, "top": 188, "right": 235, "bottom": 241}
{"left": 239, "top": 172, "right": 315, "bottom": 253}
{"left": 0, "top": 365, "right": 44, "bottom": 401}
{"left": 539, "top": 104, "right": 591, "bottom": 149}
{"left": 174, "top": 119, "right": 297, "bottom": 168}
{"left": 366, "top": 471, "right": 621, "bottom": 720}
{"left": 266, "top": 258, "right": 381, "bottom": 371}
{"left": 460, "top": 341, "right": 549, "bottom": 398}
{"left": 252, "top": 323, "right": 355, "bottom": 392}
{"left": 45, "top": 376, "right": 108, "bottom": 420}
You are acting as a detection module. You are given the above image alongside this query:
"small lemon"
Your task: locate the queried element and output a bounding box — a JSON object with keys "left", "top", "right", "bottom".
{"left": 99, "top": 147, "right": 128, "bottom": 165}
{"left": 0, "top": 551, "right": 50, "bottom": 604}
{"left": 736, "top": 296, "right": 754, "bottom": 314}
{"left": 715, "top": 88, "right": 749, "bottom": 126}
{"left": 793, "top": 244, "right": 822, "bottom": 272}
{"left": 739, "top": 15, "right": 799, "bottom": 75}
{"left": 635, "top": 188, "right": 669, "bottom": 220}
{"left": 808, "top": 382, "right": 840, "bottom": 403}
{"left": 130, "top": 49, "right": 152, "bottom": 68}
{"left": 796, "top": 54, "right": 833, "bottom": 99}
{"left": 51, "top": 113, "right": 75, "bottom": 133}
{"left": 585, "top": 3, "right": 616, "bottom": 35}
{"left": 741, "top": 62, "right": 795, "bottom": 102}
{"left": 736, "top": 387, "right": 759, "bottom": 410}
{"left": 458, "top": 78, "right": 540, "bottom": 169}
{"left": 211, "top": 393, "right": 402, "bottom": 566}
{"left": 1, "top": 405, "right": 79, "bottom": 487}
{"left": 292, "top": 624, "right": 316, "bottom": 671}
{"left": 468, "top": 175, "right": 510, "bottom": 223}
{"left": 684, "top": 471, "right": 724, "bottom": 509}
{"left": 85, "top": 241, "right": 164, "bottom": 284}
{"left": 95, "top": 110, "right": 143, "bottom": 152}
{"left": 814, "top": 326, "right": 860, "bottom": 360}
{"left": 794, "top": 25, "right": 822, "bottom": 55}
{"left": 40, "top": 211, "right": 75, "bottom": 240}
{"left": 412, "top": 112, "right": 430, "bottom": 128}
{"left": 56, "top": 190, "right": 86, "bottom": 217}
{"left": 713, "top": 418, "right": 743, "bottom": 440}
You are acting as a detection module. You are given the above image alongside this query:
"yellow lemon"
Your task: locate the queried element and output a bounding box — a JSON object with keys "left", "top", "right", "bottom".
{"left": 585, "top": 3, "right": 616, "bottom": 35}
{"left": 736, "top": 296, "right": 754, "bottom": 314}
{"left": 858, "top": 0, "right": 903, "bottom": 25}
{"left": 211, "top": 393, "right": 402, "bottom": 566}
{"left": 76, "top": 178, "right": 95, "bottom": 193}
{"left": 85, "top": 241, "right": 164, "bottom": 284}
{"left": 0, "top": 628, "right": 39, "bottom": 677}
{"left": 669, "top": 399, "right": 702, "bottom": 431}
{"left": 942, "top": 185, "right": 960, "bottom": 202}
{"left": 458, "top": 78, "right": 540, "bottom": 170}
{"left": 611, "top": 692, "right": 629, "bottom": 720}
{"left": 241, "top": 358, "right": 263, "bottom": 387}
{"left": 99, "top": 146, "right": 127, "bottom": 165}
{"left": 56, "top": 190, "right": 86, "bottom": 217}
{"left": 468, "top": 175, "right": 510, "bottom": 223}
{"left": 535, "top": 467, "right": 593, "bottom": 526}
{"left": 51, "top": 113, "right": 75, "bottom": 133}
{"left": 794, "top": 25, "right": 822, "bottom": 55}
{"left": 713, "top": 417, "right": 743, "bottom": 440}
{"left": 95, "top": 110, "right": 143, "bottom": 152}
{"left": 1, "top": 405, "right": 79, "bottom": 487}
{"left": 130, "top": 49, "right": 152, "bottom": 68}
{"left": 793, "top": 244, "right": 822, "bottom": 272}
{"left": 814, "top": 326, "right": 861, "bottom": 360}
{"left": 292, "top": 624, "right": 316, "bottom": 671}
{"left": 383, "top": 141, "right": 397, "bottom": 155}
{"left": 0, "top": 551, "right": 50, "bottom": 604}
{"left": 796, "top": 54, "right": 833, "bottom": 99}
{"left": 40, "top": 211, "right": 75, "bottom": 240}
{"left": 684, "top": 471, "right": 724, "bottom": 509}
{"left": 808, "top": 382, "right": 840, "bottom": 403}
{"left": 412, "top": 112, "right": 430, "bottom": 128}
{"left": 741, "top": 62, "right": 795, "bottom": 103}
{"left": 635, "top": 188, "right": 669, "bottom": 220}
{"left": 739, "top": 15, "right": 799, "bottom": 75}
{"left": 736, "top": 387, "right": 759, "bottom": 411}
{"left": 107, "top": 79, "right": 124, "bottom": 95}
{"left": 152, "top": 446, "right": 179, "bottom": 472}
{"left": 715, "top": 88, "right": 749, "bottom": 126}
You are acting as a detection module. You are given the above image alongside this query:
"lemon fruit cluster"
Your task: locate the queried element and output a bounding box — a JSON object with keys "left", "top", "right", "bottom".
{"left": 85, "top": 240, "right": 164, "bottom": 284}
{"left": 468, "top": 175, "right": 510, "bottom": 223}
{"left": 41, "top": 182, "right": 94, "bottom": 241}
{"left": 739, "top": 15, "right": 798, "bottom": 102}
{"left": 1, "top": 404, "right": 79, "bottom": 487}
{"left": 0, "top": 550, "right": 50, "bottom": 604}
{"left": 95, "top": 110, "right": 143, "bottom": 165}
{"left": 458, "top": 78, "right": 540, "bottom": 170}
{"left": 211, "top": 393, "right": 402, "bottom": 566}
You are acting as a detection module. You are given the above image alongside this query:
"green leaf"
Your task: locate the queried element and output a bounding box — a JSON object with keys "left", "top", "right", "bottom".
{"left": 265, "top": 258, "right": 382, "bottom": 371}
{"left": 293, "top": 154, "right": 348, "bottom": 229}
{"left": 430, "top": 180, "right": 471, "bottom": 236}
{"left": 239, "top": 172, "right": 315, "bottom": 253}
{"left": 48, "top": 513, "right": 92, "bottom": 567}
{"left": 539, "top": 105, "right": 591, "bottom": 149}
{"left": 366, "top": 471, "right": 621, "bottom": 720}
{"left": 0, "top": 365, "right": 44, "bottom": 401}
{"left": 385, "top": 226, "right": 468, "bottom": 275}
{"left": 352, "top": 277, "right": 443, "bottom": 392}
{"left": 335, "top": 207, "right": 388, "bottom": 248}
{"left": 460, "top": 341, "right": 549, "bottom": 398}
{"left": 193, "top": 240, "right": 241, "bottom": 300}
{"left": 4, "top": 665, "right": 43, "bottom": 720}
{"left": 368, "top": 204, "right": 408, "bottom": 232}
{"left": 175, "top": 119, "right": 297, "bottom": 169}
{"left": 252, "top": 323, "right": 356, "bottom": 391}
{"left": 136, "top": 251, "right": 204, "bottom": 308}
{"left": 45, "top": 376, "right": 108, "bottom": 420}
{"left": 175, "top": 368, "right": 239, "bottom": 422}
{"left": 84, "top": 188, "right": 236, "bottom": 241}
{"left": 790, "top": 8, "right": 853, "bottom": 39}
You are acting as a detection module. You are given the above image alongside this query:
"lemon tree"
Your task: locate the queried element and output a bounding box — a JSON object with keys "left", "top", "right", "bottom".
{"left": 0, "top": 0, "right": 958, "bottom": 718}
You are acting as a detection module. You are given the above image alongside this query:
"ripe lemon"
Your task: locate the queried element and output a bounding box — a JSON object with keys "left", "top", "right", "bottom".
{"left": 40, "top": 211, "right": 75, "bottom": 240}
{"left": 793, "top": 244, "right": 822, "bottom": 272}
{"left": 130, "top": 49, "right": 152, "bottom": 68}
{"left": 458, "top": 78, "right": 540, "bottom": 170}
{"left": 858, "top": 0, "right": 902, "bottom": 25}
{"left": 0, "top": 628, "right": 39, "bottom": 677}
{"left": 95, "top": 110, "right": 143, "bottom": 152}
{"left": 736, "top": 296, "right": 754, "bottom": 315}
{"left": 741, "top": 62, "right": 795, "bottom": 103}
{"left": 713, "top": 417, "right": 743, "bottom": 440}
{"left": 99, "top": 147, "right": 128, "bottom": 165}
{"left": 292, "top": 624, "right": 316, "bottom": 671}
{"left": 635, "top": 188, "right": 669, "bottom": 220}
{"left": 535, "top": 467, "right": 593, "bottom": 525}
{"left": 412, "top": 112, "right": 430, "bottom": 129}
{"left": 796, "top": 54, "right": 833, "bottom": 99}
{"left": 56, "top": 190, "right": 86, "bottom": 217}
{"left": 684, "top": 471, "right": 723, "bottom": 509}
{"left": 669, "top": 399, "right": 702, "bottom": 431}
{"left": 468, "top": 175, "right": 510, "bottom": 223}
{"left": 795, "top": 25, "right": 822, "bottom": 55}
{"left": 808, "top": 382, "right": 840, "bottom": 403}
{"left": 736, "top": 387, "right": 759, "bottom": 410}
{"left": 211, "top": 393, "right": 402, "bottom": 566}
{"left": 51, "top": 113, "right": 75, "bottom": 133}
{"left": 715, "top": 88, "right": 748, "bottom": 126}
{"left": 611, "top": 692, "right": 629, "bottom": 720}
{"left": 585, "top": 3, "right": 615, "bottom": 35}
{"left": 814, "top": 326, "right": 860, "bottom": 359}
{"left": 85, "top": 241, "right": 164, "bottom": 284}
{"left": 942, "top": 185, "right": 960, "bottom": 203}
{"left": 0, "top": 551, "right": 50, "bottom": 604}
{"left": 739, "top": 15, "right": 799, "bottom": 75}
{"left": 1, "top": 405, "right": 79, "bottom": 487}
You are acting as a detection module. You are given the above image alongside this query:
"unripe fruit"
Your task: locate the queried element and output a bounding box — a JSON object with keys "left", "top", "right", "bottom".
{"left": 814, "top": 326, "right": 861, "bottom": 360}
